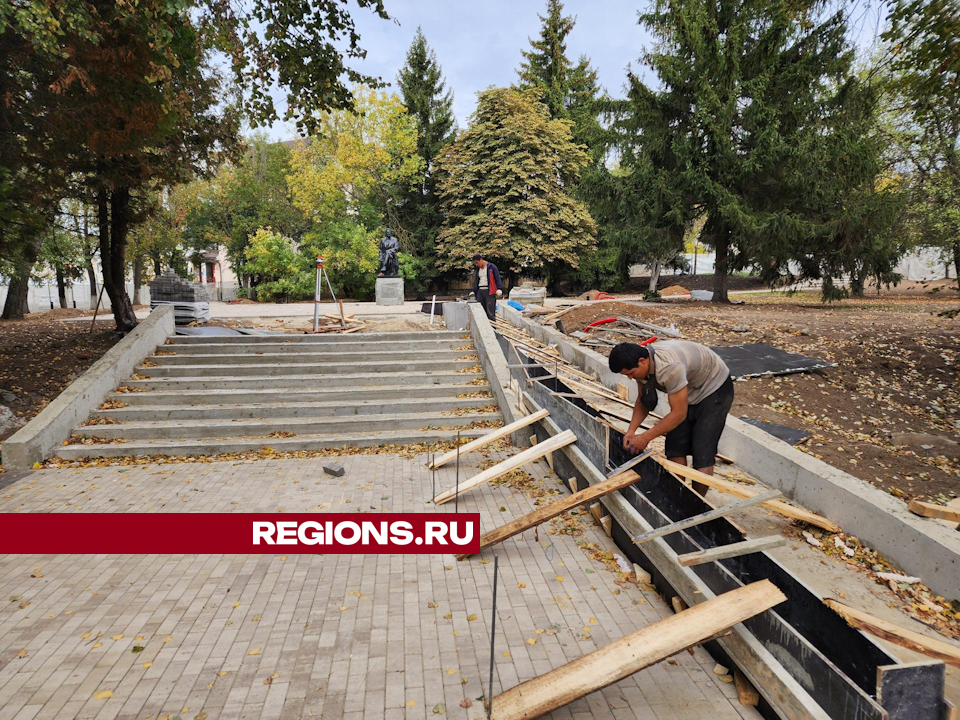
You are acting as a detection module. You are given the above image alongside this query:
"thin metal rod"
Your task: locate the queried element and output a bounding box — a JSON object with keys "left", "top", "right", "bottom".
{"left": 455, "top": 431, "right": 460, "bottom": 514}
{"left": 313, "top": 262, "right": 322, "bottom": 333}
{"left": 431, "top": 450, "right": 436, "bottom": 502}
{"left": 487, "top": 554, "right": 499, "bottom": 720}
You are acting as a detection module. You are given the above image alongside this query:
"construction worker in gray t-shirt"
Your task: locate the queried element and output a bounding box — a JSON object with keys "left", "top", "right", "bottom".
{"left": 609, "top": 340, "right": 733, "bottom": 495}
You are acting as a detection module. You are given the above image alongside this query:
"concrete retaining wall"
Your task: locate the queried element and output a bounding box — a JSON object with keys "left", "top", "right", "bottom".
{"left": 1, "top": 306, "right": 175, "bottom": 471}
{"left": 467, "top": 304, "right": 527, "bottom": 447}
{"left": 498, "top": 304, "right": 960, "bottom": 599}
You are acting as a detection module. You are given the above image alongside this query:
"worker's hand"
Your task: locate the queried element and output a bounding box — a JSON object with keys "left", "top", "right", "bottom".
{"left": 496, "top": 289, "right": 503, "bottom": 297}
{"left": 624, "top": 432, "right": 650, "bottom": 454}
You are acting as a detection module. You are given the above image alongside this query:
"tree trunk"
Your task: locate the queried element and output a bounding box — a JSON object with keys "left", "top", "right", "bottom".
{"left": 953, "top": 239, "right": 960, "bottom": 292}
{"left": 153, "top": 256, "right": 162, "bottom": 277}
{"left": 56, "top": 268, "right": 67, "bottom": 308}
{"left": 132, "top": 256, "right": 143, "bottom": 306}
{"left": 86, "top": 260, "right": 97, "bottom": 299}
{"left": 99, "top": 186, "right": 138, "bottom": 333}
{"left": 1, "top": 262, "right": 31, "bottom": 319}
{"left": 712, "top": 233, "right": 730, "bottom": 303}
{"left": 647, "top": 261, "right": 662, "bottom": 293}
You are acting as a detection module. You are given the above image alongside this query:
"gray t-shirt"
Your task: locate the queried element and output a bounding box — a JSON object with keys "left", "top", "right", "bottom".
{"left": 648, "top": 340, "right": 729, "bottom": 405}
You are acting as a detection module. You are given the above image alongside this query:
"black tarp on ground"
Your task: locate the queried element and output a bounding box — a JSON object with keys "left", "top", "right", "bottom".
{"left": 710, "top": 342, "right": 834, "bottom": 379}
{"left": 739, "top": 417, "right": 811, "bottom": 445}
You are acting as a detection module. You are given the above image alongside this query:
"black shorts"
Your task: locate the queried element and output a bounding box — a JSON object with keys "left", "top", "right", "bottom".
{"left": 664, "top": 376, "right": 734, "bottom": 469}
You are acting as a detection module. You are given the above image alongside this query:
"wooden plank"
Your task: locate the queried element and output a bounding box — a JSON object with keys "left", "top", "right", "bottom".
{"left": 433, "top": 429, "right": 576, "bottom": 505}
{"left": 939, "top": 498, "right": 960, "bottom": 530}
{"left": 490, "top": 580, "right": 787, "bottom": 720}
{"left": 908, "top": 499, "right": 960, "bottom": 523}
{"left": 519, "top": 390, "right": 834, "bottom": 720}
{"left": 428, "top": 409, "right": 549, "bottom": 469}
{"left": 735, "top": 670, "right": 761, "bottom": 706}
{"left": 456, "top": 468, "right": 641, "bottom": 558}
{"left": 824, "top": 599, "right": 960, "bottom": 669}
{"left": 876, "top": 660, "right": 946, "bottom": 720}
{"left": 541, "top": 304, "right": 580, "bottom": 324}
{"left": 678, "top": 536, "right": 786, "bottom": 567}
{"left": 630, "top": 490, "right": 783, "bottom": 545}
{"left": 655, "top": 457, "right": 841, "bottom": 533}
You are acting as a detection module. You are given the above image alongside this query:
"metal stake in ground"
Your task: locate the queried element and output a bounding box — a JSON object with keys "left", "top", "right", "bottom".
{"left": 313, "top": 256, "right": 323, "bottom": 334}
{"left": 455, "top": 431, "right": 461, "bottom": 514}
{"left": 487, "top": 554, "right": 499, "bottom": 720}
{"left": 431, "top": 449, "right": 437, "bottom": 503}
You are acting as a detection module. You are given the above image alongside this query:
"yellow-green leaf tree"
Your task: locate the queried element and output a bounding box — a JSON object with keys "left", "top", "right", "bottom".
{"left": 435, "top": 88, "right": 596, "bottom": 282}
{"left": 287, "top": 88, "right": 424, "bottom": 299}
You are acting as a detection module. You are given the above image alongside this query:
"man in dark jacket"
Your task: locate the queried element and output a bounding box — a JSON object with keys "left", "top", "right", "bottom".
{"left": 472, "top": 254, "right": 502, "bottom": 320}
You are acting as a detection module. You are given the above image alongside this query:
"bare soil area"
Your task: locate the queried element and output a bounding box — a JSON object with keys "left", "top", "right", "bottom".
{"left": 553, "top": 291, "right": 960, "bottom": 504}
{"left": 0, "top": 313, "right": 119, "bottom": 449}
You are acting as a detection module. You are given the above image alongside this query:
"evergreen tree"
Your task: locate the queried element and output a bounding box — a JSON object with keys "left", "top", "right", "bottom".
{"left": 517, "top": 0, "right": 574, "bottom": 120}
{"left": 395, "top": 28, "right": 457, "bottom": 293}
{"left": 623, "top": 0, "right": 895, "bottom": 302}
{"left": 435, "top": 88, "right": 595, "bottom": 282}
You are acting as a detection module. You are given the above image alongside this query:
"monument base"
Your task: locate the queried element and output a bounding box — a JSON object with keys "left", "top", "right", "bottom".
{"left": 376, "top": 277, "right": 404, "bottom": 306}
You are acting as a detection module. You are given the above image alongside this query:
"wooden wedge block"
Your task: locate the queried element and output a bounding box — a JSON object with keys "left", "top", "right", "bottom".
{"left": 677, "top": 536, "right": 786, "bottom": 567}
{"left": 825, "top": 599, "right": 960, "bottom": 669}
{"left": 655, "top": 456, "right": 840, "bottom": 533}
{"left": 490, "top": 580, "right": 787, "bottom": 720}
{"left": 428, "top": 409, "right": 549, "bottom": 469}
{"left": 457, "top": 468, "right": 640, "bottom": 558}
{"left": 734, "top": 670, "right": 760, "bottom": 706}
{"left": 600, "top": 515, "right": 612, "bottom": 537}
{"left": 589, "top": 503, "right": 604, "bottom": 524}
{"left": 909, "top": 499, "right": 960, "bottom": 523}
{"left": 672, "top": 596, "right": 688, "bottom": 614}
{"left": 433, "top": 430, "right": 576, "bottom": 505}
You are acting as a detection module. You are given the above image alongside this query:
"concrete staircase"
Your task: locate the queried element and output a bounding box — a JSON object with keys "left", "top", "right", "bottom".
{"left": 56, "top": 330, "right": 501, "bottom": 460}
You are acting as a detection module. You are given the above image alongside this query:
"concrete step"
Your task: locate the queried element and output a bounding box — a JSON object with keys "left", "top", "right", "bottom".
{"left": 136, "top": 359, "right": 480, "bottom": 378}
{"left": 148, "top": 348, "right": 477, "bottom": 365}
{"left": 72, "top": 410, "right": 501, "bottom": 440}
{"left": 56, "top": 427, "right": 492, "bottom": 459}
{"left": 165, "top": 330, "right": 467, "bottom": 345}
{"left": 158, "top": 338, "right": 473, "bottom": 355}
{"left": 92, "top": 396, "right": 496, "bottom": 421}
{"left": 122, "top": 371, "right": 485, "bottom": 391}
{"left": 109, "top": 383, "right": 490, "bottom": 406}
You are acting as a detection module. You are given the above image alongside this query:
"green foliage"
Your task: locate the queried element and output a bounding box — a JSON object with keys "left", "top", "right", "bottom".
{"left": 288, "top": 88, "right": 423, "bottom": 231}
{"left": 182, "top": 136, "right": 308, "bottom": 283}
{"left": 435, "top": 88, "right": 596, "bottom": 280}
{"left": 302, "top": 221, "right": 380, "bottom": 301}
{"left": 516, "top": 0, "right": 574, "bottom": 120}
{"left": 883, "top": 0, "right": 960, "bottom": 288}
{"left": 613, "top": 0, "right": 900, "bottom": 302}
{"left": 243, "top": 228, "right": 305, "bottom": 302}
{"left": 395, "top": 28, "right": 457, "bottom": 291}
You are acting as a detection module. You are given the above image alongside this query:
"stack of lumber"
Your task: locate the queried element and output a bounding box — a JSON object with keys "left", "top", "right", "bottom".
{"left": 314, "top": 312, "right": 367, "bottom": 334}
{"left": 491, "top": 318, "right": 635, "bottom": 423}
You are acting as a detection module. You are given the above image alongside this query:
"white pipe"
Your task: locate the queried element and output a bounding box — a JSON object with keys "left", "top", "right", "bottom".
{"left": 429, "top": 294, "right": 437, "bottom": 325}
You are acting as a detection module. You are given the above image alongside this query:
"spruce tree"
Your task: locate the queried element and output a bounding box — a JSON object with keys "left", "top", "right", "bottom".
{"left": 395, "top": 28, "right": 457, "bottom": 292}
{"left": 517, "top": 0, "right": 574, "bottom": 120}
{"left": 623, "top": 0, "right": 891, "bottom": 302}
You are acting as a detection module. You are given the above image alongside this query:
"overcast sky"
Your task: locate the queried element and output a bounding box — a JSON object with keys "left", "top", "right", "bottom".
{"left": 261, "top": 0, "right": 887, "bottom": 142}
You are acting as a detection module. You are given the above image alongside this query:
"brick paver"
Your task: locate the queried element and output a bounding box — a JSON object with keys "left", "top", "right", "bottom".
{"left": 0, "top": 450, "right": 759, "bottom": 720}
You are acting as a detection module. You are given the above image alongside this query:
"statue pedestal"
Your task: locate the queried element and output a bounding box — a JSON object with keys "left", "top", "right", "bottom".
{"left": 376, "top": 277, "right": 404, "bottom": 306}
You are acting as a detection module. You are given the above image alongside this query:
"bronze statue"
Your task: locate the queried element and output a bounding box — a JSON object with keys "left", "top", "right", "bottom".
{"left": 378, "top": 228, "right": 400, "bottom": 277}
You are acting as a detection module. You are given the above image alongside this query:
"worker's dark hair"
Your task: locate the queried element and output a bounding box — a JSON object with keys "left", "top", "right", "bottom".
{"left": 609, "top": 343, "right": 649, "bottom": 373}
{"left": 472, "top": 253, "right": 483, "bottom": 261}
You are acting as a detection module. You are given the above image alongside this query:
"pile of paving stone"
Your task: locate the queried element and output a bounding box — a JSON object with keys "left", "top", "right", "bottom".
{"left": 149, "top": 269, "right": 210, "bottom": 324}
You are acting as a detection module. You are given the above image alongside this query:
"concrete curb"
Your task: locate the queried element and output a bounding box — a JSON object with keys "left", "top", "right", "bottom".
{"left": 1, "top": 306, "right": 175, "bottom": 471}
{"left": 467, "top": 304, "right": 526, "bottom": 447}
{"left": 499, "top": 305, "right": 960, "bottom": 600}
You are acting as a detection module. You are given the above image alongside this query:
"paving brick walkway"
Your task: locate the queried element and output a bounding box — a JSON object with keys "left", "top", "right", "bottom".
{"left": 0, "top": 450, "right": 758, "bottom": 720}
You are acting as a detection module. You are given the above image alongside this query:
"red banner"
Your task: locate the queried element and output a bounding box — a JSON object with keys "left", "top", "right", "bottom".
{"left": 0, "top": 514, "right": 481, "bottom": 555}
